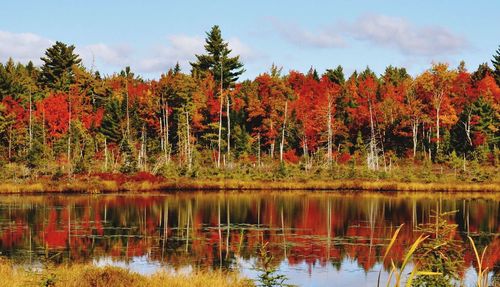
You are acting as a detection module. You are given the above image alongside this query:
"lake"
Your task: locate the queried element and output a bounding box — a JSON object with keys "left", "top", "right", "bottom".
{"left": 0, "top": 191, "right": 498, "bottom": 286}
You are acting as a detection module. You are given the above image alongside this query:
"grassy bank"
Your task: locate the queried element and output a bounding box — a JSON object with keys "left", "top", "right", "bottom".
{"left": 1, "top": 161, "right": 499, "bottom": 193}
{"left": 0, "top": 259, "right": 253, "bottom": 287}
{"left": 0, "top": 176, "right": 499, "bottom": 193}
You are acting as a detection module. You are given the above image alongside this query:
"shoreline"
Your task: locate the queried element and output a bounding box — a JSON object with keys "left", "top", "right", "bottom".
{"left": 0, "top": 259, "right": 252, "bottom": 287}
{"left": 1, "top": 177, "right": 499, "bottom": 194}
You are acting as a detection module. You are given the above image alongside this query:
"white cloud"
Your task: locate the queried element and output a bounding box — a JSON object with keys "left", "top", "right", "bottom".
{"left": 137, "top": 35, "right": 205, "bottom": 73}
{"left": 137, "top": 35, "right": 262, "bottom": 74}
{"left": 78, "top": 43, "right": 133, "bottom": 68}
{"left": 271, "top": 14, "right": 469, "bottom": 57}
{"left": 228, "top": 37, "right": 265, "bottom": 62}
{"left": 271, "top": 18, "right": 345, "bottom": 48}
{"left": 0, "top": 30, "right": 53, "bottom": 64}
{"left": 347, "top": 14, "right": 469, "bottom": 56}
{"left": 0, "top": 30, "right": 261, "bottom": 77}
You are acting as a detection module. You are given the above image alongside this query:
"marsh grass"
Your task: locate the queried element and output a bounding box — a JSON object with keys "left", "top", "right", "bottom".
{"left": 467, "top": 236, "right": 489, "bottom": 287}
{"left": 0, "top": 259, "right": 253, "bottom": 287}
{"left": 379, "top": 212, "right": 495, "bottom": 287}
{"left": 377, "top": 224, "right": 441, "bottom": 287}
{"left": 1, "top": 177, "right": 499, "bottom": 194}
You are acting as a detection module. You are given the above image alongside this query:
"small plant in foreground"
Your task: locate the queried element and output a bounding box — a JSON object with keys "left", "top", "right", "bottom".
{"left": 254, "top": 242, "right": 293, "bottom": 287}
{"left": 412, "top": 210, "right": 463, "bottom": 287}
{"left": 377, "top": 224, "right": 441, "bottom": 287}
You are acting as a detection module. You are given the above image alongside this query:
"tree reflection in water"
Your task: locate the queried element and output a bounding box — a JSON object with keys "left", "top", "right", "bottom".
{"left": 0, "top": 192, "right": 498, "bottom": 285}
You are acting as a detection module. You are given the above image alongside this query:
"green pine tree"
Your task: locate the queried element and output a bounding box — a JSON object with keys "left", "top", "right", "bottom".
{"left": 100, "top": 99, "right": 124, "bottom": 143}
{"left": 324, "top": 65, "right": 345, "bottom": 85}
{"left": 39, "top": 41, "right": 81, "bottom": 90}
{"left": 472, "top": 63, "right": 493, "bottom": 82}
{"left": 119, "top": 137, "right": 137, "bottom": 174}
{"left": 0, "top": 58, "right": 38, "bottom": 101}
{"left": 492, "top": 45, "right": 500, "bottom": 85}
{"left": 190, "top": 25, "right": 245, "bottom": 88}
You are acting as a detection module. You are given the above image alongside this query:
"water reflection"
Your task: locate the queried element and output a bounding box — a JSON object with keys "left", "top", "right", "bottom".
{"left": 0, "top": 192, "right": 498, "bottom": 286}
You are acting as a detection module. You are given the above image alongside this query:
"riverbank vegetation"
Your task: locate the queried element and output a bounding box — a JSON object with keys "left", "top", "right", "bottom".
{"left": 0, "top": 26, "right": 499, "bottom": 188}
{"left": 0, "top": 259, "right": 253, "bottom": 287}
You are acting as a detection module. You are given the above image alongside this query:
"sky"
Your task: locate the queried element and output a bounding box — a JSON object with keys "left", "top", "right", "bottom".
{"left": 1, "top": 1, "right": 499, "bottom": 80}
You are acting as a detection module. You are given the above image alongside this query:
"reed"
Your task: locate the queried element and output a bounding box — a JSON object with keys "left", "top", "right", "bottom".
{"left": 377, "top": 224, "right": 441, "bottom": 287}
{"left": 467, "top": 236, "right": 489, "bottom": 287}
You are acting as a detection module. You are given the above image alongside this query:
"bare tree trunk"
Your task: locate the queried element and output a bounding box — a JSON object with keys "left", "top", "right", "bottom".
{"left": 257, "top": 132, "right": 261, "bottom": 167}
{"left": 436, "top": 106, "right": 440, "bottom": 151}
{"left": 42, "top": 109, "right": 46, "bottom": 146}
{"left": 126, "top": 80, "right": 130, "bottom": 137}
{"left": 165, "top": 102, "right": 170, "bottom": 163}
{"left": 217, "top": 61, "right": 223, "bottom": 168}
{"left": 302, "top": 138, "right": 306, "bottom": 163}
{"left": 139, "top": 125, "right": 146, "bottom": 171}
{"left": 428, "top": 126, "right": 432, "bottom": 160}
{"left": 463, "top": 109, "right": 472, "bottom": 146}
{"left": 279, "top": 101, "right": 288, "bottom": 163}
{"left": 412, "top": 118, "right": 419, "bottom": 158}
{"left": 29, "top": 88, "right": 32, "bottom": 149}
{"left": 8, "top": 126, "right": 12, "bottom": 160}
{"left": 185, "top": 110, "right": 191, "bottom": 170}
{"left": 367, "top": 100, "right": 378, "bottom": 170}
{"left": 327, "top": 95, "right": 333, "bottom": 165}
{"left": 217, "top": 95, "right": 223, "bottom": 168}
{"left": 422, "top": 123, "right": 426, "bottom": 159}
{"left": 226, "top": 92, "right": 231, "bottom": 165}
{"left": 67, "top": 93, "right": 72, "bottom": 171}
{"left": 270, "top": 120, "right": 274, "bottom": 159}
{"left": 159, "top": 117, "right": 164, "bottom": 152}
{"left": 104, "top": 137, "right": 108, "bottom": 171}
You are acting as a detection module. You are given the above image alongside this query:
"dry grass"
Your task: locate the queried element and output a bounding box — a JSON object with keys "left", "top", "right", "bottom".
{"left": 0, "top": 259, "right": 253, "bottom": 287}
{"left": 0, "top": 177, "right": 500, "bottom": 193}
{"left": 0, "top": 182, "right": 44, "bottom": 193}
{"left": 155, "top": 179, "right": 500, "bottom": 192}
{"left": 0, "top": 178, "right": 499, "bottom": 194}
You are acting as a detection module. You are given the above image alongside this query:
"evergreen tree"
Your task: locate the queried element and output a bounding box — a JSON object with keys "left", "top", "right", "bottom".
{"left": 492, "top": 45, "right": 500, "bottom": 85}
{"left": 39, "top": 41, "right": 81, "bottom": 90}
{"left": 307, "top": 67, "right": 320, "bottom": 81}
{"left": 359, "top": 66, "right": 377, "bottom": 80}
{"left": 472, "top": 63, "right": 493, "bottom": 83}
{"left": 173, "top": 62, "right": 181, "bottom": 75}
{"left": 382, "top": 65, "right": 409, "bottom": 85}
{"left": 324, "top": 65, "right": 345, "bottom": 85}
{"left": 119, "top": 137, "right": 137, "bottom": 173}
{"left": 0, "top": 58, "right": 37, "bottom": 101}
{"left": 190, "top": 25, "right": 245, "bottom": 88}
{"left": 100, "top": 99, "right": 124, "bottom": 143}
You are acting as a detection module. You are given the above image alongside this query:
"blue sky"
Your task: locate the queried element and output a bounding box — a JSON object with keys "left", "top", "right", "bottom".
{"left": 1, "top": 1, "right": 499, "bottom": 80}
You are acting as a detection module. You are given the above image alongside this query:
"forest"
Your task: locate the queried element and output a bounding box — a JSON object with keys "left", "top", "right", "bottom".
{"left": 0, "top": 26, "right": 499, "bottom": 185}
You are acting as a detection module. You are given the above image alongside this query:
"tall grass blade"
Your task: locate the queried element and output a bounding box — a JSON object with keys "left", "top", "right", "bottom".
{"left": 378, "top": 224, "right": 404, "bottom": 287}
{"left": 396, "top": 235, "right": 429, "bottom": 287}
{"left": 468, "top": 236, "right": 490, "bottom": 287}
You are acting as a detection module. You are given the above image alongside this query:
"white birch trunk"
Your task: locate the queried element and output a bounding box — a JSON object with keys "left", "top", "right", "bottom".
{"left": 279, "top": 101, "right": 288, "bottom": 163}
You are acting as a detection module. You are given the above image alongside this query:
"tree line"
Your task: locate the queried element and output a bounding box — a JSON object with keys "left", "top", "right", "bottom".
{"left": 0, "top": 26, "right": 499, "bottom": 177}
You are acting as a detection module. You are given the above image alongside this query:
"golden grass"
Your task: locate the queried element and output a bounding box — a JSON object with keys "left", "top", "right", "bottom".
{"left": 0, "top": 259, "right": 253, "bottom": 287}
{"left": 155, "top": 179, "right": 500, "bottom": 192}
{"left": 0, "top": 178, "right": 499, "bottom": 194}
{"left": 467, "top": 236, "right": 489, "bottom": 287}
{"left": 0, "top": 182, "right": 44, "bottom": 193}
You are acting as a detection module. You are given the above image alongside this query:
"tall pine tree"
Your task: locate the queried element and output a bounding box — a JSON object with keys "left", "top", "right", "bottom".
{"left": 190, "top": 25, "right": 245, "bottom": 88}
{"left": 492, "top": 45, "right": 500, "bottom": 85}
{"left": 39, "top": 41, "right": 81, "bottom": 90}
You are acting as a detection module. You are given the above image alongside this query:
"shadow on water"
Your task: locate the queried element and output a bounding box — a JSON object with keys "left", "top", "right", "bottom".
{"left": 0, "top": 191, "right": 498, "bottom": 286}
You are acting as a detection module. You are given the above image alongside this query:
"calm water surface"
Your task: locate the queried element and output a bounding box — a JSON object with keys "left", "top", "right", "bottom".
{"left": 0, "top": 191, "right": 498, "bottom": 286}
